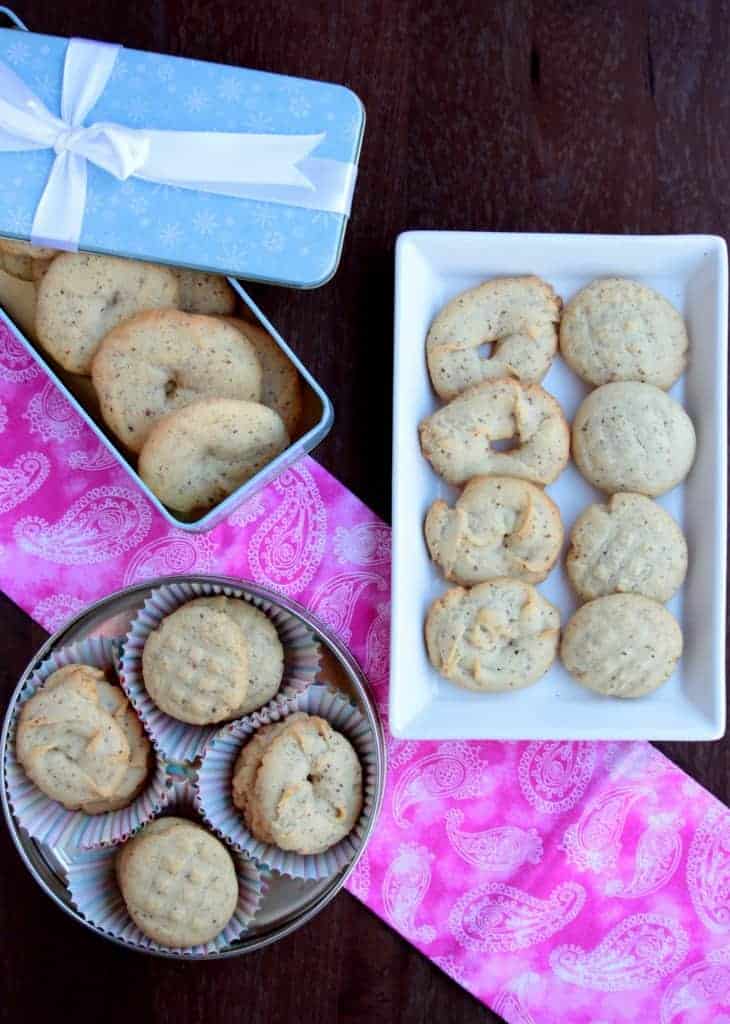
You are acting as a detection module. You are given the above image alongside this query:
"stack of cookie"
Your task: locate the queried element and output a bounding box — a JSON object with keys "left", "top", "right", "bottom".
{"left": 0, "top": 241, "right": 303, "bottom": 518}
{"left": 142, "top": 596, "right": 286, "bottom": 725}
{"left": 420, "top": 275, "right": 566, "bottom": 694}
{"left": 0, "top": 238, "right": 58, "bottom": 341}
{"left": 559, "top": 279, "right": 693, "bottom": 698}
{"left": 419, "top": 273, "right": 695, "bottom": 700}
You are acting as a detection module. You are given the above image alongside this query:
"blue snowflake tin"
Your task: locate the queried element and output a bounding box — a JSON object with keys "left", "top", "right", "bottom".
{"left": 0, "top": 19, "right": 364, "bottom": 287}
{"left": 0, "top": 9, "right": 351, "bottom": 531}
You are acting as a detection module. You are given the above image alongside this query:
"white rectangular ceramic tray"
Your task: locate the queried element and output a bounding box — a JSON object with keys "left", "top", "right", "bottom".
{"left": 390, "top": 232, "right": 727, "bottom": 741}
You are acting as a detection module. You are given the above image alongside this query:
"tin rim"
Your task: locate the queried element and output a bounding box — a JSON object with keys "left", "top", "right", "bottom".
{"left": 0, "top": 574, "right": 386, "bottom": 959}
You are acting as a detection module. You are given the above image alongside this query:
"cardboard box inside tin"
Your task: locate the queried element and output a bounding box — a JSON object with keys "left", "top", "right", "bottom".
{"left": 0, "top": 249, "right": 325, "bottom": 525}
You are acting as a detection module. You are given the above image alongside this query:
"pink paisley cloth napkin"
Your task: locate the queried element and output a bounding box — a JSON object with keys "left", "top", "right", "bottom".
{"left": 0, "top": 321, "right": 729, "bottom": 1023}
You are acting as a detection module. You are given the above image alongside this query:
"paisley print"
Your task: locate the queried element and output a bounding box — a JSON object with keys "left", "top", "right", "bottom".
{"left": 493, "top": 974, "right": 542, "bottom": 1024}
{"left": 445, "top": 809, "right": 543, "bottom": 875}
{"left": 604, "top": 742, "right": 670, "bottom": 781}
{"left": 364, "top": 600, "right": 390, "bottom": 684}
{"left": 449, "top": 881, "right": 585, "bottom": 953}
{"left": 14, "top": 485, "right": 152, "bottom": 564}
{"left": 561, "top": 785, "right": 648, "bottom": 874}
{"left": 333, "top": 522, "right": 390, "bottom": 565}
{"left": 122, "top": 532, "right": 215, "bottom": 585}
{"left": 309, "top": 570, "right": 388, "bottom": 645}
{"left": 227, "top": 493, "right": 266, "bottom": 527}
{"left": 518, "top": 741, "right": 597, "bottom": 815}
{"left": 382, "top": 844, "right": 437, "bottom": 945}
{"left": 550, "top": 913, "right": 688, "bottom": 991}
{"left": 0, "top": 452, "right": 49, "bottom": 514}
{"left": 31, "top": 593, "right": 85, "bottom": 633}
{"left": 0, "top": 324, "right": 39, "bottom": 382}
{"left": 660, "top": 945, "right": 730, "bottom": 1024}
{"left": 67, "top": 444, "right": 118, "bottom": 472}
{"left": 605, "top": 812, "right": 683, "bottom": 899}
{"left": 248, "top": 464, "right": 327, "bottom": 594}
{"left": 392, "top": 742, "right": 489, "bottom": 828}
{"left": 687, "top": 804, "right": 730, "bottom": 932}
{"left": 348, "top": 850, "right": 371, "bottom": 901}
{"left": 492, "top": 990, "right": 537, "bottom": 1024}
{"left": 23, "top": 380, "right": 82, "bottom": 443}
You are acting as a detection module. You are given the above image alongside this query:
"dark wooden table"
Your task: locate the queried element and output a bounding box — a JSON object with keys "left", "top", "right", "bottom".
{"left": 1, "top": 2, "right": 728, "bottom": 1021}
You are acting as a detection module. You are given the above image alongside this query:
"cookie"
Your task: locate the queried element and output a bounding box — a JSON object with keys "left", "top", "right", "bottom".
{"left": 172, "top": 268, "right": 236, "bottom": 315}
{"left": 560, "top": 277, "right": 688, "bottom": 389}
{"left": 220, "top": 318, "right": 303, "bottom": 435}
{"left": 425, "top": 475, "right": 563, "bottom": 586}
{"left": 116, "top": 817, "right": 238, "bottom": 947}
{"left": 247, "top": 714, "right": 363, "bottom": 855}
{"left": 425, "top": 579, "right": 560, "bottom": 692}
{"left": 572, "top": 382, "right": 696, "bottom": 496}
{"left": 427, "top": 275, "right": 561, "bottom": 399}
{"left": 419, "top": 378, "right": 570, "bottom": 486}
{"left": 566, "top": 493, "right": 688, "bottom": 603}
{"left": 17, "top": 665, "right": 130, "bottom": 812}
{"left": 91, "top": 309, "right": 263, "bottom": 453}
{"left": 142, "top": 602, "right": 250, "bottom": 724}
{"left": 189, "top": 596, "right": 284, "bottom": 715}
{"left": 0, "top": 239, "right": 57, "bottom": 282}
{"left": 0, "top": 268, "right": 38, "bottom": 340}
{"left": 561, "top": 594, "right": 683, "bottom": 698}
{"left": 36, "top": 253, "right": 180, "bottom": 373}
{"left": 138, "top": 398, "right": 289, "bottom": 515}
{"left": 231, "top": 713, "right": 308, "bottom": 824}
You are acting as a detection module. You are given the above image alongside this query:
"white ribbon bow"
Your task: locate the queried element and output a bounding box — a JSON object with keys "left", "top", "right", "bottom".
{"left": 0, "top": 37, "right": 356, "bottom": 250}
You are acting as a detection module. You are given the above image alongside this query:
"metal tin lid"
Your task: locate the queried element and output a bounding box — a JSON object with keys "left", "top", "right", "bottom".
{"left": 0, "top": 23, "right": 364, "bottom": 288}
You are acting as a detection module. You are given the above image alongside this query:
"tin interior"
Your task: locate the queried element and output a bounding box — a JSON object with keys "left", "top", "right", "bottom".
{"left": 0, "top": 272, "right": 334, "bottom": 532}
{"left": 1, "top": 576, "right": 385, "bottom": 959}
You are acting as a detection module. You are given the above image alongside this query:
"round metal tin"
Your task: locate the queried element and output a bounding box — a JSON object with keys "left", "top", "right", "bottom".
{"left": 1, "top": 575, "right": 385, "bottom": 958}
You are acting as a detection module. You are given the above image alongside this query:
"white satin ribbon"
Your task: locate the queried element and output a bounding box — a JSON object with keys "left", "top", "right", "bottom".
{"left": 0, "top": 37, "right": 357, "bottom": 250}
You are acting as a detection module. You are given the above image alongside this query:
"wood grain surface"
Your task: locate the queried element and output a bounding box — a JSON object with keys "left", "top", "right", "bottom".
{"left": 1, "top": 2, "right": 728, "bottom": 1022}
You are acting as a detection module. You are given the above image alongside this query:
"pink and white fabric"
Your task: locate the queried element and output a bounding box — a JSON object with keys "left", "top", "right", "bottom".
{"left": 1, "top": 320, "right": 729, "bottom": 1023}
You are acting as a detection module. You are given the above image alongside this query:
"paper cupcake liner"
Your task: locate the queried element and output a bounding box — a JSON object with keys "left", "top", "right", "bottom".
{"left": 5, "top": 637, "right": 169, "bottom": 850}
{"left": 65, "top": 795, "right": 264, "bottom": 957}
{"left": 194, "top": 685, "right": 377, "bottom": 880}
{"left": 119, "top": 580, "right": 321, "bottom": 764}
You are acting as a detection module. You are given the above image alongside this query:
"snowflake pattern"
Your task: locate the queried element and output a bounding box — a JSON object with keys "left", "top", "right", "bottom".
{"left": 218, "top": 76, "right": 244, "bottom": 103}
{"left": 32, "top": 71, "right": 54, "bottom": 95}
{"left": 185, "top": 87, "right": 209, "bottom": 113}
{"left": 192, "top": 210, "right": 218, "bottom": 237}
{"left": 126, "top": 97, "right": 150, "bottom": 125}
{"left": 288, "top": 93, "right": 312, "bottom": 118}
{"left": 251, "top": 206, "right": 279, "bottom": 230}
{"left": 6, "top": 40, "right": 31, "bottom": 65}
{"left": 263, "top": 231, "right": 285, "bottom": 253}
{"left": 159, "top": 223, "right": 183, "bottom": 248}
{"left": 244, "top": 110, "right": 274, "bottom": 131}
{"left": 0, "top": 33, "right": 363, "bottom": 285}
